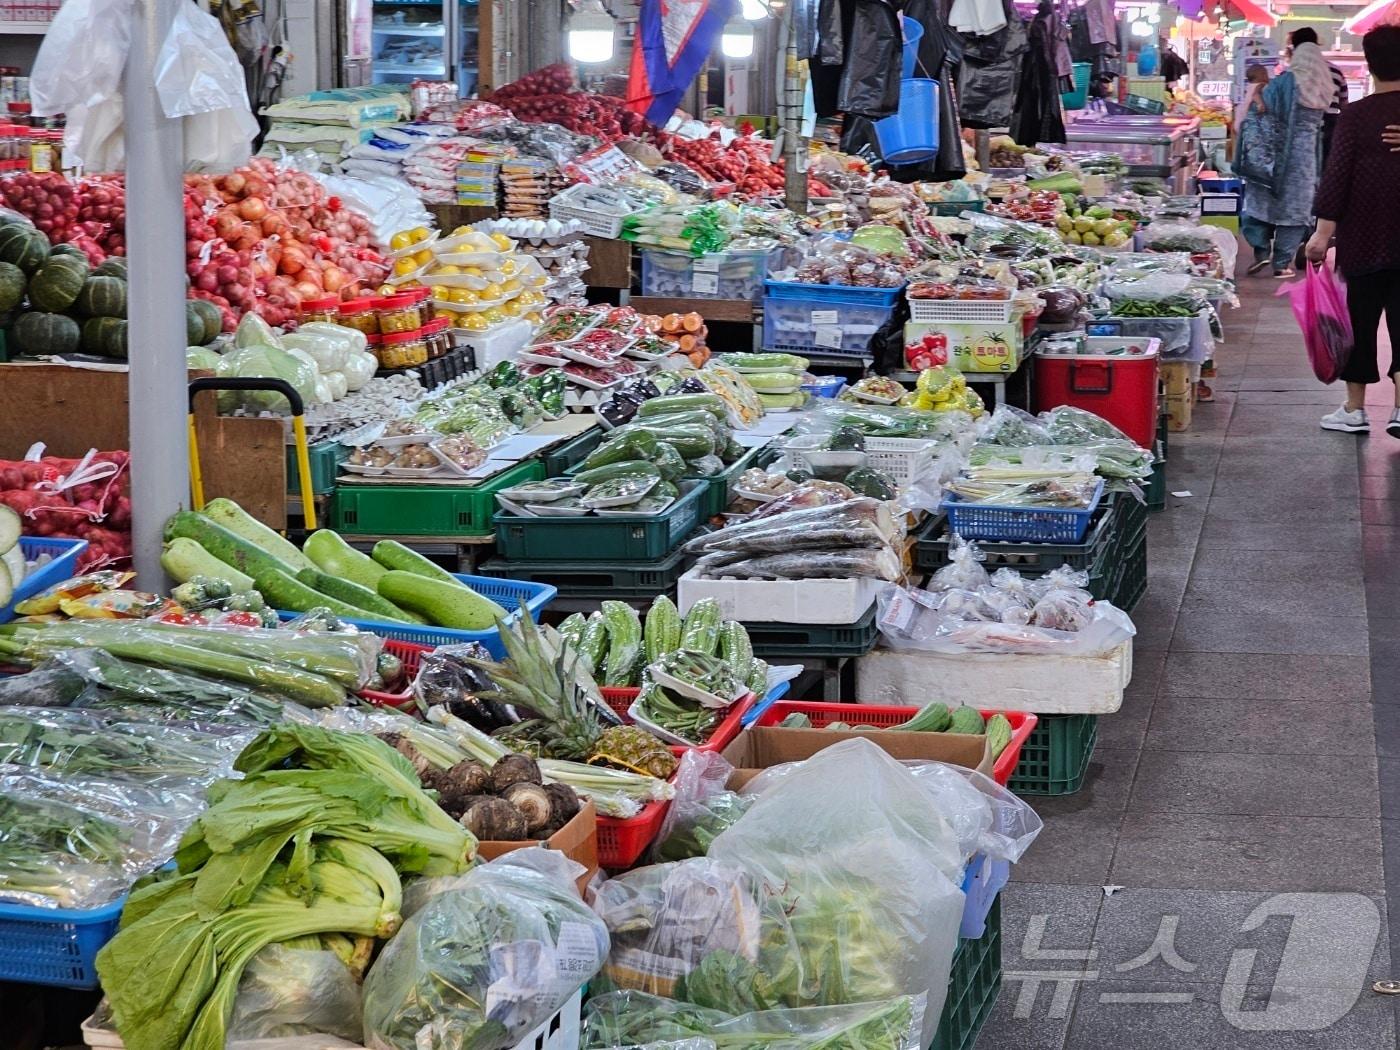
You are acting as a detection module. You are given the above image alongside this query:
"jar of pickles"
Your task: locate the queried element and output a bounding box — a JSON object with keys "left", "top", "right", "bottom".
{"left": 423, "top": 316, "right": 452, "bottom": 359}
{"left": 378, "top": 329, "right": 428, "bottom": 369}
{"left": 377, "top": 292, "right": 421, "bottom": 334}
{"left": 299, "top": 295, "right": 340, "bottom": 323}
{"left": 339, "top": 297, "right": 379, "bottom": 336}
{"left": 409, "top": 285, "right": 435, "bottom": 323}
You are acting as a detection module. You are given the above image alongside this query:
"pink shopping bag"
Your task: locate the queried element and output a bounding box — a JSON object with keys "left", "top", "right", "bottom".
{"left": 1277, "top": 262, "right": 1353, "bottom": 384}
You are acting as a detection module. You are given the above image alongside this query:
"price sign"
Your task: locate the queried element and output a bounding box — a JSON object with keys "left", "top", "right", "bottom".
{"left": 814, "top": 326, "right": 844, "bottom": 350}
{"left": 810, "top": 310, "right": 840, "bottom": 325}
{"left": 692, "top": 272, "right": 720, "bottom": 294}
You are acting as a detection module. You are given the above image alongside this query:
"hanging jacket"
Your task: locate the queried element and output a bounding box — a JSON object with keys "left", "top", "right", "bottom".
{"left": 837, "top": 0, "right": 904, "bottom": 118}
{"left": 1009, "top": 4, "right": 1066, "bottom": 146}
{"left": 957, "top": 2, "right": 1028, "bottom": 130}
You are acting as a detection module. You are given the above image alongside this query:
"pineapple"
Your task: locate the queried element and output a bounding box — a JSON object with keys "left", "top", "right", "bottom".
{"left": 589, "top": 725, "right": 679, "bottom": 780}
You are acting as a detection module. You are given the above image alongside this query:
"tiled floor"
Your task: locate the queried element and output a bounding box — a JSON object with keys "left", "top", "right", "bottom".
{"left": 978, "top": 259, "right": 1400, "bottom": 1048}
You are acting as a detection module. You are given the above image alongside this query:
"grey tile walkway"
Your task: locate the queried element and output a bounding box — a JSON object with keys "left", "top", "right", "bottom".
{"left": 977, "top": 262, "right": 1400, "bottom": 1048}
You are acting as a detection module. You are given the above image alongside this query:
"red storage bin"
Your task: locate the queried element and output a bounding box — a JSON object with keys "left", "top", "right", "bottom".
{"left": 1033, "top": 337, "right": 1160, "bottom": 449}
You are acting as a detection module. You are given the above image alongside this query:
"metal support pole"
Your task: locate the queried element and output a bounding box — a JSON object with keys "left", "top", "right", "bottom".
{"left": 124, "top": 0, "right": 188, "bottom": 588}
{"left": 781, "top": 13, "right": 808, "bottom": 214}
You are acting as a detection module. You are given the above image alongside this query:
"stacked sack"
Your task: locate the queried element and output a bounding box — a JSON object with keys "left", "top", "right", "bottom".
{"left": 341, "top": 124, "right": 458, "bottom": 183}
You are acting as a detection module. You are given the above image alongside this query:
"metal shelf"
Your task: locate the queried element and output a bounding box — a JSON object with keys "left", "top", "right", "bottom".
{"left": 372, "top": 22, "right": 445, "bottom": 34}
{"left": 0, "top": 20, "right": 51, "bottom": 33}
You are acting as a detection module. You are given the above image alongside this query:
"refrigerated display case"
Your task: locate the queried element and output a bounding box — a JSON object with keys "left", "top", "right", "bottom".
{"left": 371, "top": 0, "right": 481, "bottom": 95}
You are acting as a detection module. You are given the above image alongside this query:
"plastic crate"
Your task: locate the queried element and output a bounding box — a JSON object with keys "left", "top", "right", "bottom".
{"left": 358, "top": 639, "right": 432, "bottom": 709}
{"left": 333, "top": 459, "right": 545, "bottom": 537}
{"left": 863, "top": 436, "right": 939, "bottom": 488}
{"left": 0, "top": 537, "right": 89, "bottom": 623}
{"left": 597, "top": 799, "right": 670, "bottom": 869}
{"left": 1146, "top": 441, "right": 1166, "bottom": 510}
{"left": 0, "top": 895, "right": 124, "bottom": 989}
{"left": 286, "top": 439, "right": 345, "bottom": 496}
{"left": 1008, "top": 713, "right": 1098, "bottom": 795}
{"left": 742, "top": 606, "right": 880, "bottom": 658}
{"left": 541, "top": 427, "right": 605, "bottom": 476}
{"left": 943, "top": 479, "right": 1105, "bottom": 544}
{"left": 752, "top": 701, "right": 1037, "bottom": 788}
{"left": 478, "top": 543, "right": 692, "bottom": 599}
{"left": 930, "top": 896, "right": 1003, "bottom": 1050}
{"left": 929, "top": 199, "right": 986, "bottom": 216}
{"left": 493, "top": 481, "right": 707, "bottom": 562}
{"left": 641, "top": 246, "right": 781, "bottom": 303}
{"left": 960, "top": 852, "right": 1010, "bottom": 940}
{"left": 598, "top": 687, "right": 759, "bottom": 756}
{"left": 277, "top": 574, "right": 555, "bottom": 660}
{"left": 762, "top": 280, "right": 900, "bottom": 357}
{"left": 915, "top": 503, "right": 1117, "bottom": 575}
{"left": 695, "top": 445, "right": 763, "bottom": 517}
{"left": 1033, "top": 337, "right": 1161, "bottom": 449}
{"left": 908, "top": 297, "right": 1015, "bottom": 325}
{"left": 376, "top": 343, "right": 475, "bottom": 389}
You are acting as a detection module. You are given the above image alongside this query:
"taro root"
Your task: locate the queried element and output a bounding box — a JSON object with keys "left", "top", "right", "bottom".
{"left": 460, "top": 797, "right": 528, "bottom": 840}
{"left": 385, "top": 734, "right": 434, "bottom": 779}
{"left": 544, "top": 782, "right": 581, "bottom": 823}
{"left": 428, "top": 760, "right": 492, "bottom": 817}
{"left": 490, "top": 753, "right": 543, "bottom": 794}
{"left": 502, "top": 782, "right": 554, "bottom": 834}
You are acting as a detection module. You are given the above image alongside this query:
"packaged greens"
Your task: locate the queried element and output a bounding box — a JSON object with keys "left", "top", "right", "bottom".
{"left": 229, "top": 944, "right": 364, "bottom": 1043}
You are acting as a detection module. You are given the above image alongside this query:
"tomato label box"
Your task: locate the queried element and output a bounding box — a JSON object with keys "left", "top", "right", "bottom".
{"left": 905, "top": 321, "right": 1023, "bottom": 373}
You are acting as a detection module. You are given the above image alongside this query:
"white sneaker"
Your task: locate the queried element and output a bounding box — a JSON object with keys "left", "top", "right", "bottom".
{"left": 1387, "top": 410, "right": 1400, "bottom": 439}
{"left": 1320, "top": 406, "right": 1369, "bottom": 433}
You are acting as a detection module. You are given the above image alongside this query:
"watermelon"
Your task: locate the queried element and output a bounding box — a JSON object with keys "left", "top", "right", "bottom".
{"left": 187, "top": 299, "right": 221, "bottom": 344}
{"left": 15, "top": 311, "right": 80, "bottom": 355}
{"left": 28, "top": 255, "right": 89, "bottom": 313}
{"left": 76, "top": 275, "right": 127, "bottom": 318}
{"left": 0, "top": 261, "right": 25, "bottom": 313}
{"left": 0, "top": 225, "right": 49, "bottom": 274}
{"left": 93, "top": 258, "right": 127, "bottom": 279}
{"left": 81, "top": 316, "right": 128, "bottom": 358}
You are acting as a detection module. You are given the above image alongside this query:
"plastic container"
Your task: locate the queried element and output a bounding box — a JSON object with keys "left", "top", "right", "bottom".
{"left": 863, "top": 436, "right": 938, "bottom": 488}
{"left": 0, "top": 536, "right": 88, "bottom": 623}
{"left": 276, "top": 572, "right": 556, "bottom": 660}
{"left": 752, "top": 701, "right": 1037, "bottom": 788}
{"left": 377, "top": 292, "right": 421, "bottom": 334}
{"left": 930, "top": 896, "right": 1002, "bottom": 1050}
{"left": 598, "top": 687, "right": 758, "bottom": 756}
{"left": 597, "top": 800, "right": 670, "bottom": 869}
{"left": 762, "top": 283, "right": 900, "bottom": 357}
{"left": 1008, "top": 712, "right": 1098, "bottom": 795}
{"left": 376, "top": 328, "right": 428, "bottom": 369}
{"left": 1033, "top": 336, "right": 1161, "bottom": 448}
{"left": 907, "top": 296, "right": 1015, "bottom": 324}
{"left": 357, "top": 639, "right": 432, "bottom": 709}
{"left": 298, "top": 295, "right": 340, "bottom": 323}
{"left": 901, "top": 15, "right": 926, "bottom": 78}
{"left": 1061, "top": 61, "right": 1092, "bottom": 110}
{"left": 477, "top": 543, "right": 693, "bottom": 599}
{"left": 943, "top": 478, "right": 1105, "bottom": 544}
{"left": 333, "top": 459, "right": 545, "bottom": 537}
{"left": 285, "top": 439, "right": 346, "bottom": 496}
{"left": 640, "top": 245, "right": 781, "bottom": 303}
{"left": 422, "top": 315, "right": 452, "bottom": 359}
{"left": 338, "top": 296, "right": 379, "bottom": 335}
{"left": 492, "top": 481, "right": 707, "bottom": 562}
{"left": 915, "top": 501, "right": 1117, "bottom": 575}
{"left": 0, "top": 894, "right": 124, "bottom": 989}
{"left": 741, "top": 606, "right": 880, "bottom": 658}
{"left": 874, "top": 78, "right": 940, "bottom": 166}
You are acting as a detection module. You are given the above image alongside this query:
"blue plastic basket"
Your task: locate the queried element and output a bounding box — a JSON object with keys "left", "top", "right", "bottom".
{"left": 764, "top": 280, "right": 904, "bottom": 308}
{"left": 943, "top": 479, "right": 1105, "bottom": 544}
{"left": 875, "top": 78, "right": 940, "bottom": 166}
{"left": 1061, "top": 61, "right": 1091, "bottom": 110}
{"left": 901, "top": 15, "right": 925, "bottom": 78}
{"left": 278, "top": 573, "right": 556, "bottom": 659}
{"left": 0, "top": 894, "right": 124, "bottom": 989}
{"left": 959, "top": 853, "right": 1010, "bottom": 939}
{"left": 801, "top": 375, "right": 846, "bottom": 398}
{"left": 0, "top": 536, "right": 89, "bottom": 623}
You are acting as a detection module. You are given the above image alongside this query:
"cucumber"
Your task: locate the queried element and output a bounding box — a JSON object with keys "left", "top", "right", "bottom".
{"left": 303, "top": 530, "right": 388, "bottom": 592}
{"left": 201, "top": 497, "right": 313, "bottom": 572}
{"left": 253, "top": 566, "right": 374, "bottom": 619}
{"left": 295, "top": 567, "right": 423, "bottom": 624}
{"left": 0, "top": 504, "right": 20, "bottom": 554}
{"left": 164, "top": 510, "right": 299, "bottom": 582}
{"left": 0, "top": 560, "right": 10, "bottom": 608}
{"left": 377, "top": 570, "right": 508, "bottom": 630}
{"left": 160, "top": 537, "right": 255, "bottom": 591}
{"left": 574, "top": 461, "right": 662, "bottom": 488}
{"left": 370, "top": 540, "right": 461, "bottom": 586}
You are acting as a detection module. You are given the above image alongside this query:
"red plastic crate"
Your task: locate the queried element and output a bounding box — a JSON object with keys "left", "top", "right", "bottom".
{"left": 358, "top": 640, "right": 433, "bottom": 710}
{"left": 599, "top": 686, "right": 756, "bottom": 756}
{"left": 753, "top": 701, "right": 1037, "bottom": 787}
{"left": 597, "top": 799, "right": 671, "bottom": 869}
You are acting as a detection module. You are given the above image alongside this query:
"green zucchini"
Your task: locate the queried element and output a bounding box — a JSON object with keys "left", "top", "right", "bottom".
{"left": 303, "top": 530, "right": 388, "bottom": 592}
{"left": 377, "top": 571, "right": 508, "bottom": 630}
{"left": 160, "top": 537, "right": 255, "bottom": 591}
{"left": 201, "top": 497, "right": 313, "bottom": 572}
{"left": 295, "top": 567, "right": 422, "bottom": 624}
{"left": 164, "top": 510, "right": 298, "bottom": 583}
{"left": 370, "top": 540, "right": 461, "bottom": 586}
{"left": 252, "top": 566, "right": 373, "bottom": 620}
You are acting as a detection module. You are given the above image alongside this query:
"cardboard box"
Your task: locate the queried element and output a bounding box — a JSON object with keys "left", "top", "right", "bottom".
{"left": 475, "top": 800, "right": 598, "bottom": 894}
{"left": 1160, "top": 360, "right": 1193, "bottom": 397}
{"left": 720, "top": 724, "right": 994, "bottom": 788}
{"left": 1165, "top": 391, "right": 1194, "bottom": 432}
{"left": 677, "top": 568, "right": 879, "bottom": 624}
{"left": 905, "top": 321, "right": 1023, "bottom": 373}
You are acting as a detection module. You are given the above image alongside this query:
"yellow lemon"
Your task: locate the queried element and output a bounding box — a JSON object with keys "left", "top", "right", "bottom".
{"left": 453, "top": 225, "right": 471, "bottom": 235}
{"left": 410, "top": 226, "right": 431, "bottom": 243}
{"left": 462, "top": 313, "right": 489, "bottom": 331}
{"left": 498, "top": 258, "right": 519, "bottom": 275}
{"left": 377, "top": 283, "right": 395, "bottom": 295}
{"left": 501, "top": 300, "right": 523, "bottom": 316}
{"left": 389, "top": 231, "right": 413, "bottom": 251}
{"left": 435, "top": 264, "right": 461, "bottom": 276}
{"left": 524, "top": 311, "right": 543, "bottom": 324}
{"left": 449, "top": 288, "right": 477, "bottom": 304}
{"left": 431, "top": 285, "right": 450, "bottom": 300}
{"left": 414, "top": 249, "right": 433, "bottom": 267}
{"left": 462, "top": 266, "right": 484, "bottom": 278}
{"left": 489, "top": 232, "right": 513, "bottom": 250}
{"left": 502, "top": 278, "right": 522, "bottom": 294}
{"left": 393, "top": 256, "right": 418, "bottom": 276}
{"left": 482, "top": 307, "right": 506, "bottom": 324}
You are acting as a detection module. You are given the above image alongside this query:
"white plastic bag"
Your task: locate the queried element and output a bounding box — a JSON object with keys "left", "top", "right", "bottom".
{"left": 31, "top": 0, "right": 133, "bottom": 116}
{"left": 155, "top": 3, "right": 252, "bottom": 119}
{"left": 903, "top": 762, "right": 1042, "bottom": 863}
{"left": 229, "top": 945, "right": 363, "bottom": 1042}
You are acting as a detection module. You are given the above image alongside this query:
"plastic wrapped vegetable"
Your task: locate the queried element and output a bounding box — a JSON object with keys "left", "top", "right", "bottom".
{"left": 215, "top": 343, "right": 320, "bottom": 414}
{"left": 229, "top": 944, "right": 364, "bottom": 1042}
{"left": 362, "top": 850, "right": 608, "bottom": 1050}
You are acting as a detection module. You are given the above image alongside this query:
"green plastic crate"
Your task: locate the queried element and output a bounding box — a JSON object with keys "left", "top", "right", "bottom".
{"left": 332, "top": 460, "right": 544, "bottom": 537}
{"left": 493, "top": 482, "right": 707, "bottom": 562}
{"left": 541, "top": 427, "right": 604, "bottom": 476}
{"left": 930, "top": 199, "right": 987, "bottom": 217}
{"left": 744, "top": 606, "right": 879, "bottom": 658}
{"left": 478, "top": 543, "right": 693, "bottom": 599}
{"left": 1146, "top": 440, "right": 1166, "bottom": 510}
{"left": 1114, "top": 535, "right": 1147, "bottom": 613}
{"left": 930, "top": 896, "right": 1002, "bottom": 1050}
{"left": 695, "top": 445, "right": 763, "bottom": 518}
{"left": 914, "top": 503, "right": 1118, "bottom": 576}
{"left": 1009, "top": 713, "right": 1098, "bottom": 795}
{"left": 286, "top": 440, "right": 345, "bottom": 496}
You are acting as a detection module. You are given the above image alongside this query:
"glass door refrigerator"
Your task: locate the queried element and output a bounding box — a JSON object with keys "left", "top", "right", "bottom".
{"left": 370, "top": 0, "right": 480, "bottom": 96}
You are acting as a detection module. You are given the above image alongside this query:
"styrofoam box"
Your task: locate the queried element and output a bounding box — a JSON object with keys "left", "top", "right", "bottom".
{"left": 678, "top": 568, "right": 879, "bottom": 624}
{"left": 83, "top": 990, "right": 583, "bottom": 1050}
{"left": 855, "top": 641, "right": 1134, "bottom": 714}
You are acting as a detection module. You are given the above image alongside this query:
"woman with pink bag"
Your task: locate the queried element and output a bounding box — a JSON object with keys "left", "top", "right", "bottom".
{"left": 1306, "top": 25, "right": 1400, "bottom": 436}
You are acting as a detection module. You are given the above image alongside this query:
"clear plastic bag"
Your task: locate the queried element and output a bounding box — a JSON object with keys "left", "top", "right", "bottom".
{"left": 582, "top": 990, "right": 926, "bottom": 1050}
{"left": 928, "top": 535, "right": 989, "bottom": 593}
{"left": 902, "top": 762, "right": 1041, "bottom": 863}
{"left": 229, "top": 945, "right": 364, "bottom": 1042}
{"left": 362, "top": 850, "right": 608, "bottom": 1050}
{"left": 651, "top": 751, "right": 752, "bottom": 863}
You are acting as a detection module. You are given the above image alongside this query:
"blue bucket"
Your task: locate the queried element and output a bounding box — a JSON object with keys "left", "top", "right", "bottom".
{"left": 875, "top": 78, "right": 940, "bottom": 166}
{"left": 1062, "top": 61, "right": 1091, "bottom": 110}
{"left": 901, "top": 16, "right": 925, "bottom": 78}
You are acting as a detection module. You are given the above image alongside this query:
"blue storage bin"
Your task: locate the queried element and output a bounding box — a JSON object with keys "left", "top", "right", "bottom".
{"left": 944, "top": 479, "right": 1105, "bottom": 544}
{"left": 0, "top": 536, "right": 88, "bottom": 623}
{"left": 641, "top": 245, "right": 782, "bottom": 302}
{"left": 0, "top": 894, "right": 125, "bottom": 989}
{"left": 801, "top": 375, "right": 846, "bottom": 398}
{"left": 278, "top": 573, "right": 556, "bottom": 659}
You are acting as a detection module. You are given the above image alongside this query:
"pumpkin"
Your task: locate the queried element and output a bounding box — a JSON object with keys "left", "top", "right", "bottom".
{"left": 28, "top": 254, "right": 90, "bottom": 313}
{"left": 14, "top": 311, "right": 80, "bottom": 355}
{"left": 93, "top": 257, "right": 127, "bottom": 279}
{"left": 0, "top": 261, "right": 26, "bottom": 313}
{"left": 76, "top": 275, "right": 127, "bottom": 318}
{"left": 81, "top": 316, "right": 128, "bottom": 359}
{"left": 187, "top": 299, "right": 221, "bottom": 344}
{"left": 0, "top": 225, "right": 49, "bottom": 274}
{"left": 48, "top": 244, "right": 87, "bottom": 262}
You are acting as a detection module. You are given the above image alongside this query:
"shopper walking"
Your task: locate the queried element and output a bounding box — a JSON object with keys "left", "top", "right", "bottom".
{"left": 1307, "top": 25, "right": 1400, "bottom": 436}
{"left": 1241, "top": 37, "right": 1335, "bottom": 277}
